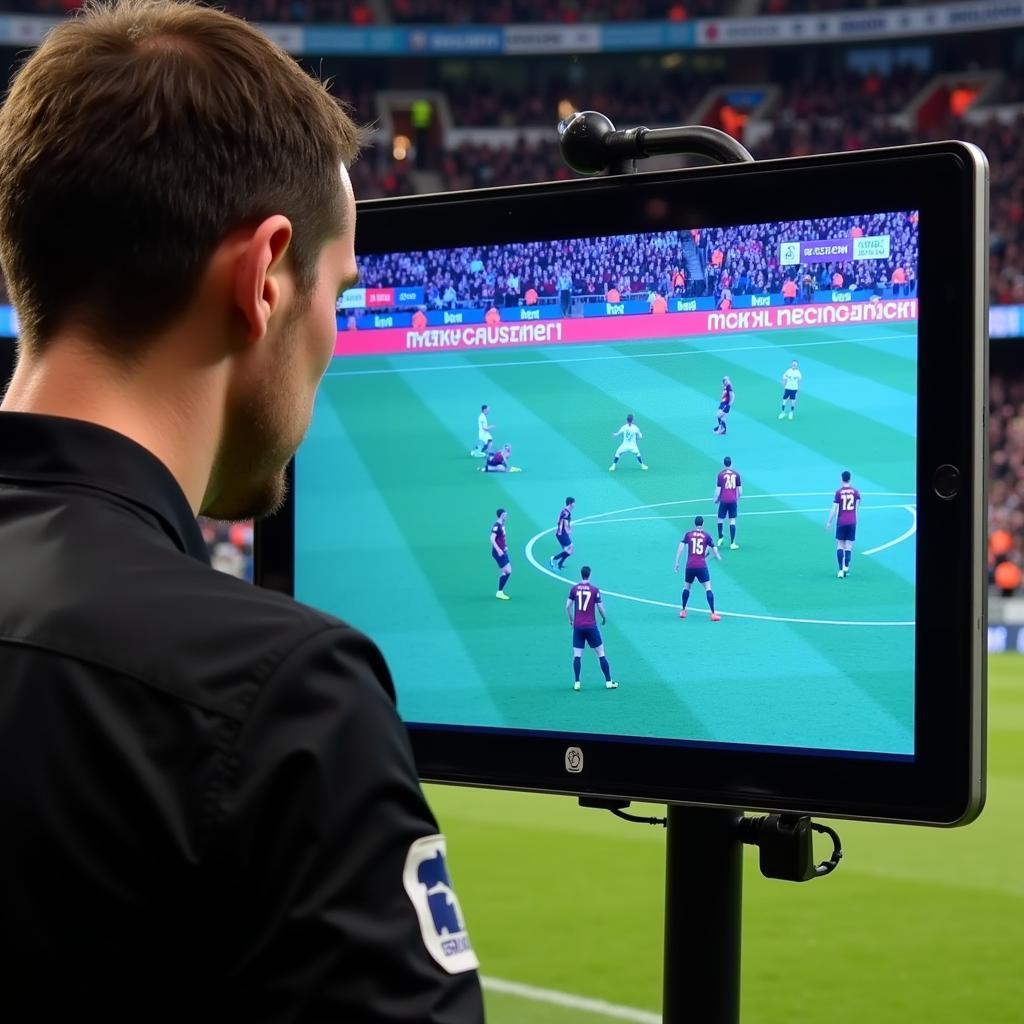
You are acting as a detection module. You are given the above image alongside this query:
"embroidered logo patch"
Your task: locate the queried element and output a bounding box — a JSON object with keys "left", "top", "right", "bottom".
{"left": 403, "top": 834, "right": 479, "bottom": 974}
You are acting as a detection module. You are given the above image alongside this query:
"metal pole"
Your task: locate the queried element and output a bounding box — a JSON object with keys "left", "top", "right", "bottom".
{"left": 663, "top": 806, "right": 745, "bottom": 1024}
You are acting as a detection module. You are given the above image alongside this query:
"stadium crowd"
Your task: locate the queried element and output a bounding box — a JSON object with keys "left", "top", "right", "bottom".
{"left": 990, "top": 373, "right": 1024, "bottom": 594}
{"left": 4, "top": 0, "right": 376, "bottom": 19}
{"left": 353, "top": 216, "right": 918, "bottom": 313}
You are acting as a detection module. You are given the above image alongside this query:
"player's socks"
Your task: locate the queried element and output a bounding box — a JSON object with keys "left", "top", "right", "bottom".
{"left": 717, "top": 524, "right": 724, "bottom": 540}
{"left": 730, "top": 525, "right": 736, "bottom": 544}
{"left": 706, "top": 590, "right": 715, "bottom": 613}
{"left": 837, "top": 550, "right": 845, "bottom": 570}
{"left": 498, "top": 574, "right": 509, "bottom": 592}
{"left": 557, "top": 552, "right": 571, "bottom": 569}
{"left": 844, "top": 550, "right": 852, "bottom": 568}
{"left": 681, "top": 588, "right": 690, "bottom": 609}
{"left": 573, "top": 657, "right": 582, "bottom": 683}
{"left": 599, "top": 656, "right": 612, "bottom": 682}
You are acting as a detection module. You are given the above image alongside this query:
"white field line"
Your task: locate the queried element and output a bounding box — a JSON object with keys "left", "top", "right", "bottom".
{"left": 324, "top": 332, "right": 911, "bottom": 377}
{"left": 481, "top": 975, "right": 661, "bottom": 1024}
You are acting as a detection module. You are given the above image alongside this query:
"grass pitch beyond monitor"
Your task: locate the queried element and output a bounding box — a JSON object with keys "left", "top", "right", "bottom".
{"left": 256, "top": 144, "right": 987, "bottom": 825}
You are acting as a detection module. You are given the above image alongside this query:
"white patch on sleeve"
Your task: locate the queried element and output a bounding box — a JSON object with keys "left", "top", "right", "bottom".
{"left": 403, "top": 834, "right": 479, "bottom": 974}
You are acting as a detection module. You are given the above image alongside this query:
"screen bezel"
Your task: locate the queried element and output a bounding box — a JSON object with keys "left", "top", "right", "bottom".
{"left": 256, "top": 143, "right": 987, "bottom": 826}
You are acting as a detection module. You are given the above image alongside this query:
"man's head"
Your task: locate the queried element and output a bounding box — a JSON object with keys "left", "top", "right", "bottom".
{"left": 842, "top": 470, "right": 851, "bottom": 483}
{"left": 695, "top": 515, "right": 704, "bottom": 527}
{"left": 791, "top": 360, "right": 799, "bottom": 369}
{"left": 503, "top": 444, "right": 512, "bottom": 455}
{"left": 580, "top": 565, "right": 591, "bottom": 580}
{"left": 626, "top": 413, "right": 634, "bottom": 424}
{"left": 566, "top": 497, "right": 575, "bottom": 508}
{"left": 0, "top": 0, "right": 362, "bottom": 519}
{"left": 481, "top": 404, "right": 488, "bottom": 413}
{"left": 723, "top": 456, "right": 732, "bottom": 468}
{"left": 496, "top": 508, "right": 506, "bottom": 524}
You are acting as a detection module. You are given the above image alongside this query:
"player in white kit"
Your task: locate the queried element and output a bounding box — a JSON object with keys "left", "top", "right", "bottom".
{"left": 609, "top": 414, "right": 648, "bottom": 471}
{"left": 779, "top": 360, "right": 803, "bottom": 420}
{"left": 472, "top": 403, "right": 495, "bottom": 456}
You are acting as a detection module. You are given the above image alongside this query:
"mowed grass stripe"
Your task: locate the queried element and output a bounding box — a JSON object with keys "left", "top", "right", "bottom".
{"left": 321, "top": 364, "right": 712, "bottom": 737}
{"left": 426, "top": 349, "right": 912, "bottom": 747}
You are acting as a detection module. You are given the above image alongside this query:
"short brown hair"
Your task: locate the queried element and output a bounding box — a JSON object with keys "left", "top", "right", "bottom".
{"left": 0, "top": 0, "right": 361, "bottom": 351}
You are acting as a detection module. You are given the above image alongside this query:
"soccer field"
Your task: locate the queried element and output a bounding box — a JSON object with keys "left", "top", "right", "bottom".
{"left": 296, "top": 320, "right": 916, "bottom": 756}
{"left": 425, "top": 654, "right": 1022, "bottom": 1024}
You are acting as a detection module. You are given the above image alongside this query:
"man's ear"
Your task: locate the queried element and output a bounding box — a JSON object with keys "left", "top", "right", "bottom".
{"left": 234, "top": 215, "right": 294, "bottom": 344}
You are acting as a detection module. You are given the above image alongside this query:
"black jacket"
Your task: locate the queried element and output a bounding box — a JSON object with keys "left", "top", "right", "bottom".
{"left": 0, "top": 412, "right": 484, "bottom": 1023}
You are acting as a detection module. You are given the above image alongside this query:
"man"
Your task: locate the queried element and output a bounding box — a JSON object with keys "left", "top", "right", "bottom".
{"left": 0, "top": 3, "right": 483, "bottom": 1020}
{"left": 491, "top": 508, "right": 513, "bottom": 600}
{"left": 549, "top": 496, "right": 575, "bottom": 572}
{"left": 713, "top": 456, "right": 742, "bottom": 550}
{"left": 779, "top": 359, "right": 802, "bottom": 420}
{"left": 674, "top": 515, "right": 722, "bottom": 621}
{"left": 472, "top": 402, "right": 494, "bottom": 457}
{"left": 825, "top": 469, "right": 861, "bottom": 578}
{"left": 713, "top": 376, "right": 734, "bottom": 435}
{"left": 609, "top": 413, "right": 648, "bottom": 471}
{"left": 557, "top": 265, "right": 573, "bottom": 317}
{"left": 480, "top": 442, "right": 521, "bottom": 473}
{"left": 566, "top": 565, "right": 617, "bottom": 691}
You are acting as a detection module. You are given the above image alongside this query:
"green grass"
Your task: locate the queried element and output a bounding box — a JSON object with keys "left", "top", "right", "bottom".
{"left": 428, "top": 653, "right": 1023, "bottom": 1022}
{"left": 297, "top": 323, "right": 917, "bottom": 756}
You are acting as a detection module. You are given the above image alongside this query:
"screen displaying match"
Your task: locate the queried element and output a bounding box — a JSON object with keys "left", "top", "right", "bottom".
{"left": 294, "top": 210, "right": 919, "bottom": 759}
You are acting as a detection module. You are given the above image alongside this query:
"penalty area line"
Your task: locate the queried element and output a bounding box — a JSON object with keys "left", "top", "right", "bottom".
{"left": 481, "top": 975, "right": 660, "bottom": 1024}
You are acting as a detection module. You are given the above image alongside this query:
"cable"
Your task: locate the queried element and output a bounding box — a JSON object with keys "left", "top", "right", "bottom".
{"left": 609, "top": 807, "right": 667, "bottom": 828}
{"left": 811, "top": 821, "right": 844, "bottom": 876}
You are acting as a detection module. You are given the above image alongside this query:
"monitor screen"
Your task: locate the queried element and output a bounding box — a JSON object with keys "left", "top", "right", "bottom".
{"left": 293, "top": 210, "right": 920, "bottom": 761}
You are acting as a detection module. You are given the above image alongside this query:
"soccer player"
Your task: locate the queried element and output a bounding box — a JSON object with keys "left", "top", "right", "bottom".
{"left": 491, "top": 508, "right": 512, "bottom": 600}
{"left": 779, "top": 360, "right": 802, "bottom": 420}
{"left": 609, "top": 413, "right": 648, "bottom": 471}
{"left": 479, "top": 443, "right": 522, "bottom": 473}
{"left": 674, "top": 515, "right": 722, "bottom": 621}
{"left": 825, "top": 470, "right": 861, "bottom": 578}
{"left": 713, "top": 376, "right": 734, "bottom": 435}
{"left": 549, "top": 497, "right": 575, "bottom": 572}
{"left": 566, "top": 565, "right": 616, "bottom": 691}
{"left": 471, "top": 404, "right": 495, "bottom": 457}
{"left": 713, "top": 456, "right": 742, "bottom": 550}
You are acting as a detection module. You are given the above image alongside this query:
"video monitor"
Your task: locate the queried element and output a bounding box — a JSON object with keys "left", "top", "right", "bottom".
{"left": 256, "top": 143, "right": 987, "bottom": 825}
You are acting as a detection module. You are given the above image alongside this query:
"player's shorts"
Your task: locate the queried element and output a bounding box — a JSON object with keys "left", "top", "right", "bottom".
{"left": 717, "top": 502, "right": 737, "bottom": 520}
{"left": 835, "top": 524, "right": 856, "bottom": 542}
{"left": 556, "top": 532, "right": 572, "bottom": 549}
{"left": 684, "top": 567, "right": 711, "bottom": 585}
{"left": 782, "top": 388, "right": 798, "bottom": 400}
{"left": 718, "top": 402, "right": 731, "bottom": 413}
{"left": 492, "top": 550, "right": 510, "bottom": 568}
{"left": 615, "top": 442, "right": 639, "bottom": 457}
{"left": 572, "top": 626, "right": 603, "bottom": 650}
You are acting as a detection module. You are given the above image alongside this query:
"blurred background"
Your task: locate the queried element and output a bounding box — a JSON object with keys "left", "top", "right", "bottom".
{"left": 0, "top": 0, "right": 1021, "bottom": 1020}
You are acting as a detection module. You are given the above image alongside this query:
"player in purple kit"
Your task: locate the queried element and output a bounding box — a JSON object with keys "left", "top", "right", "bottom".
{"left": 549, "top": 497, "right": 575, "bottom": 572}
{"left": 674, "top": 515, "right": 722, "bottom": 620}
{"left": 479, "top": 443, "right": 521, "bottom": 473}
{"left": 712, "top": 376, "right": 734, "bottom": 435}
{"left": 825, "top": 469, "right": 861, "bottom": 578}
{"left": 713, "top": 456, "right": 742, "bottom": 550}
{"left": 491, "top": 508, "right": 512, "bottom": 600}
{"left": 566, "top": 565, "right": 616, "bottom": 691}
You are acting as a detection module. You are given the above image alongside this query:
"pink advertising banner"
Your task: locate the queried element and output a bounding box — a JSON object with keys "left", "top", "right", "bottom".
{"left": 333, "top": 299, "right": 918, "bottom": 359}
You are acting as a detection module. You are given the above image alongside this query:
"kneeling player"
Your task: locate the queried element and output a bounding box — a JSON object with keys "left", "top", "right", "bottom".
{"left": 480, "top": 443, "right": 522, "bottom": 473}
{"left": 566, "top": 565, "right": 616, "bottom": 691}
{"left": 674, "top": 515, "right": 722, "bottom": 620}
